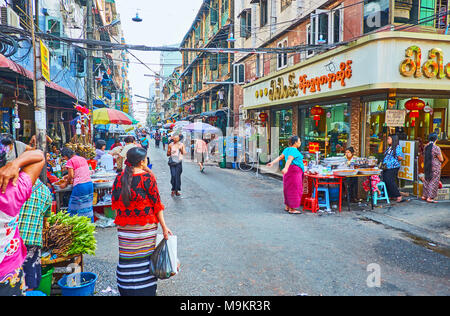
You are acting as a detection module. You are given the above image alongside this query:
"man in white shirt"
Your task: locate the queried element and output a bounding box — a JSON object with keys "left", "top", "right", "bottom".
{"left": 120, "top": 136, "right": 138, "bottom": 170}
{"left": 0, "top": 134, "right": 33, "bottom": 163}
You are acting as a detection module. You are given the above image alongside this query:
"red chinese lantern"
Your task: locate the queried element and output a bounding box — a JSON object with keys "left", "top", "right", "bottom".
{"left": 404, "top": 98, "right": 425, "bottom": 127}
{"left": 310, "top": 106, "right": 324, "bottom": 126}
{"left": 259, "top": 112, "right": 268, "bottom": 123}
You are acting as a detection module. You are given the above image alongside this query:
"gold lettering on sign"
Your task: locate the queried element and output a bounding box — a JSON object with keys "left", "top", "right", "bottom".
{"left": 262, "top": 72, "right": 299, "bottom": 101}
{"left": 400, "top": 46, "right": 450, "bottom": 79}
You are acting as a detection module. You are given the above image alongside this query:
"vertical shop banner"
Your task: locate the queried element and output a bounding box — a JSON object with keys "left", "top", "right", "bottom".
{"left": 40, "top": 41, "right": 51, "bottom": 82}
{"left": 398, "top": 141, "right": 415, "bottom": 181}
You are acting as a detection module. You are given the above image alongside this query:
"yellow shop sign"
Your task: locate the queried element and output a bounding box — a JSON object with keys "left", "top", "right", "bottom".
{"left": 400, "top": 46, "right": 450, "bottom": 79}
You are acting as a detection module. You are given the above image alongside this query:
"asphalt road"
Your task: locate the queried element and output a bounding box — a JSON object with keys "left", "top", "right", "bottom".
{"left": 85, "top": 144, "right": 450, "bottom": 296}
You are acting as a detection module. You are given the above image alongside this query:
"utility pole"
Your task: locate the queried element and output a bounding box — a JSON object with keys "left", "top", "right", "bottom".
{"left": 86, "top": 0, "right": 94, "bottom": 143}
{"left": 29, "top": 0, "right": 47, "bottom": 181}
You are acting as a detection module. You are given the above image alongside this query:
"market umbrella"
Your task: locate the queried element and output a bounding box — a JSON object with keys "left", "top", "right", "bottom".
{"left": 93, "top": 108, "right": 138, "bottom": 125}
{"left": 183, "top": 122, "right": 221, "bottom": 133}
{"left": 172, "top": 121, "right": 190, "bottom": 134}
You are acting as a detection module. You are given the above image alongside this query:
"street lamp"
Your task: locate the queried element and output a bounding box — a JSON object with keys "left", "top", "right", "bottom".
{"left": 132, "top": 11, "right": 143, "bottom": 22}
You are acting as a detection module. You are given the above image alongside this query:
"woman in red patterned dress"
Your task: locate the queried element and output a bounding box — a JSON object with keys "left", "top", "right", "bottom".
{"left": 112, "top": 147, "right": 172, "bottom": 296}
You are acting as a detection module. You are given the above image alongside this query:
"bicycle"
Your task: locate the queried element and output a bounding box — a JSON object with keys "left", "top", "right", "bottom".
{"left": 238, "top": 151, "right": 257, "bottom": 172}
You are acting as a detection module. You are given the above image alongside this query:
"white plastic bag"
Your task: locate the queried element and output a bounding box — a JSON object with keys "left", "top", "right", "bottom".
{"left": 155, "top": 234, "right": 178, "bottom": 275}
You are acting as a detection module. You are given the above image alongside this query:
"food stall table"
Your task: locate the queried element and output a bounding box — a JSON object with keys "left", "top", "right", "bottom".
{"left": 54, "top": 180, "right": 114, "bottom": 211}
{"left": 304, "top": 173, "right": 344, "bottom": 213}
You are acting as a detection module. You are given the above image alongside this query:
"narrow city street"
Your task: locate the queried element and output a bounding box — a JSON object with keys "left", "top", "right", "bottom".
{"left": 85, "top": 144, "right": 450, "bottom": 296}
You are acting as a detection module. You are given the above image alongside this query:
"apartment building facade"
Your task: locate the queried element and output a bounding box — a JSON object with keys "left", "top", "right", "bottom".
{"left": 179, "top": 0, "right": 234, "bottom": 132}
{"left": 234, "top": 0, "right": 450, "bottom": 175}
{"left": 0, "top": 0, "right": 132, "bottom": 145}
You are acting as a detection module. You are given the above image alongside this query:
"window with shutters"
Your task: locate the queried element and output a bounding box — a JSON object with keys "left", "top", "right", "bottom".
{"left": 46, "top": 18, "right": 62, "bottom": 51}
{"left": 239, "top": 9, "right": 252, "bottom": 38}
{"left": 260, "top": 0, "right": 268, "bottom": 27}
{"left": 277, "top": 39, "right": 288, "bottom": 70}
{"left": 309, "top": 7, "right": 344, "bottom": 46}
{"left": 210, "top": 0, "right": 219, "bottom": 25}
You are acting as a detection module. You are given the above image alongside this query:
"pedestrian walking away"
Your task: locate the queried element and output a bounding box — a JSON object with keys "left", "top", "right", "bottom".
{"left": 112, "top": 147, "right": 173, "bottom": 296}
{"left": 381, "top": 134, "right": 404, "bottom": 203}
{"left": 61, "top": 147, "right": 94, "bottom": 222}
{"left": 140, "top": 132, "right": 149, "bottom": 151}
{"left": 0, "top": 150, "right": 45, "bottom": 296}
{"left": 195, "top": 137, "right": 208, "bottom": 172}
{"left": 162, "top": 133, "right": 169, "bottom": 151}
{"left": 422, "top": 133, "right": 444, "bottom": 203}
{"left": 267, "top": 136, "right": 305, "bottom": 214}
{"left": 167, "top": 134, "right": 186, "bottom": 197}
{"left": 154, "top": 131, "right": 161, "bottom": 148}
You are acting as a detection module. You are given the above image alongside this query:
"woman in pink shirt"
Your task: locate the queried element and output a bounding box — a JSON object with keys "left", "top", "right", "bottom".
{"left": 0, "top": 150, "right": 45, "bottom": 296}
{"left": 61, "top": 147, "right": 94, "bottom": 222}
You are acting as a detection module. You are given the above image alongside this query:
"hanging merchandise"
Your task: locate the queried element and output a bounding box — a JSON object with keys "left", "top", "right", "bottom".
{"left": 76, "top": 121, "right": 82, "bottom": 135}
{"left": 310, "top": 106, "right": 324, "bottom": 127}
{"left": 404, "top": 97, "right": 425, "bottom": 127}
{"left": 74, "top": 103, "right": 89, "bottom": 115}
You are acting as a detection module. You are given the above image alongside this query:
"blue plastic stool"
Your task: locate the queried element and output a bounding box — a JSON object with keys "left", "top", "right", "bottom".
{"left": 367, "top": 181, "right": 390, "bottom": 206}
{"left": 313, "top": 187, "right": 332, "bottom": 211}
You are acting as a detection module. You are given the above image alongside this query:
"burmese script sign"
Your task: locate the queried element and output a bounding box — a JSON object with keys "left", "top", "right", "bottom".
{"left": 254, "top": 60, "right": 353, "bottom": 102}
{"left": 399, "top": 141, "right": 416, "bottom": 181}
{"left": 385, "top": 110, "right": 406, "bottom": 127}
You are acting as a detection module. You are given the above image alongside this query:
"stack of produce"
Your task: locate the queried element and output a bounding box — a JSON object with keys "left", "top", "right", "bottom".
{"left": 43, "top": 211, "right": 97, "bottom": 256}
{"left": 65, "top": 142, "right": 96, "bottom": 160}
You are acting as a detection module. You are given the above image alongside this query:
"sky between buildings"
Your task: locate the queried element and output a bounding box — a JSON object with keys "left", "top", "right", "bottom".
{"left": 115, "top": 0, "right": 203, "bottom": 118}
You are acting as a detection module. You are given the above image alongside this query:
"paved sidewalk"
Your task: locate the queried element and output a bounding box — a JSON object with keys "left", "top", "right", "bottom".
{"left": 257, "top": 165, "right": 450, "bottom": 250}
{"left": 358, "top": 199, "right": 450, "bottom": 249}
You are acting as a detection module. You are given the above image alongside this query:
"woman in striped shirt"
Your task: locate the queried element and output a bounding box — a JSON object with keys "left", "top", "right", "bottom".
{"left": 112, "top": 147, "right": 172, "bottom": 296}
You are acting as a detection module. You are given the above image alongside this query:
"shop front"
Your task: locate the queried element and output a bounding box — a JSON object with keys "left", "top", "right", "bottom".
{"left": 242, "top": 31, "right": 450, "bottom": 178}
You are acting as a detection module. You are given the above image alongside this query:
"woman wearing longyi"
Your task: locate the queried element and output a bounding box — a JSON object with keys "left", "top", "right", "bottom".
{"left": 267, "top": 136, "right": 305, "bottom": 214}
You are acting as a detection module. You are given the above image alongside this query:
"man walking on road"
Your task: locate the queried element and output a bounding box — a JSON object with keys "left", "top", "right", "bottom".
{"left": 167, "top": 134, "right": 186, "bottom": 197}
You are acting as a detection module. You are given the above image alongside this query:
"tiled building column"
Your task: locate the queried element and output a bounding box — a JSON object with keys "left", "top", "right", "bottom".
{"left": 292, "top": 106, "right": 298, "bottom": 136}
{"left": 350, "top": 97, "right": 362, "bottom": 156}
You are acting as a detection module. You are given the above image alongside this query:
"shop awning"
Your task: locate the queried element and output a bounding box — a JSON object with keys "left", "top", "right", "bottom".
{"left": 93, "top": 99, "right": 108, "bottom": 107}
{"left": 0, "top": 54, "right": 77, "bottom": 101}
{"left": 201, "top": 108, "right": 228, "bottom": 117}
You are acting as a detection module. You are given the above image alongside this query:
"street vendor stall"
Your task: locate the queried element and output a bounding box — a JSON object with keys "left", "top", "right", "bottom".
{"left": 303, "top": 154, "right": 382, "bottom": 212}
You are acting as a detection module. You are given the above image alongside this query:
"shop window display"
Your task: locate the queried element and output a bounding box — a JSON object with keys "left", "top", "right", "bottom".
{"left": 299, "top": 103, "right": 350, "bottom": 157}
{"left": 363, "top": 97, "right": 450, "bottom": 176}
{"left": 271, "top": 109, "right": 293, "bottom": 168}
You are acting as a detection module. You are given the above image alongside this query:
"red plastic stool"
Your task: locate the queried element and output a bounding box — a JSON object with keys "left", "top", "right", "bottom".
{"left": 303, "top": 197, "right": 318, "bottom": 213}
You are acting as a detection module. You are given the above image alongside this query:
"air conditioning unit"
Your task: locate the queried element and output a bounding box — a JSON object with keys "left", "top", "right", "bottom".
{"left": 0, "top": 6, "right": 21, "bottom": 29}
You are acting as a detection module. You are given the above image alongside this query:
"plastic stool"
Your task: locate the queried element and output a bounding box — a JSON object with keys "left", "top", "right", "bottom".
{"left": 313, "top": 187, "right": 332, "bottom": 211}
{"left": 367, "top": 181, "right": 390, "bottom": 206}
{"left": 303, "top": 197, "right": 318, "bottom": 213}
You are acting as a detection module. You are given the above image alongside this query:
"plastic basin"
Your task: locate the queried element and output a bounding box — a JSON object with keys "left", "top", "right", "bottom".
{"left": 57, "top": 272, "right": 98, "bottom": 296}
